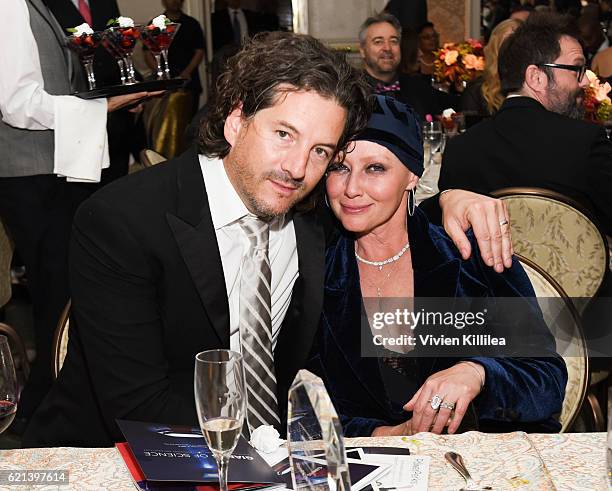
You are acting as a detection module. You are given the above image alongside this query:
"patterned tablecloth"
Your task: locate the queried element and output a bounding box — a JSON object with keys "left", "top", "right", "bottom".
{"left": 0, "top": 432, "right": 606, "bottom": 490}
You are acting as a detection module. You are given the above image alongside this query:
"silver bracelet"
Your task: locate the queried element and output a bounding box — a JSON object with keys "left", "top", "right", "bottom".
{"left": 439, "top": 188, "right": 456, "bottom": 198}
{"left": 458, "top": 361, "right": 485, "bottom": 390}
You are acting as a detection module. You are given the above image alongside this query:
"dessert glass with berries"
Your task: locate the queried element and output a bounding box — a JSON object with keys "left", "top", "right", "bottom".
{"left": 103, "top": 17, "right": 141, "bottom": 84}
{"left": 66, "top": 23, "right": 102, "bottom": 90}
{"left": 101, "top": 32, "right": 128, "bottom": 85}
{"left": 139, "top": 16, "right": 180, "bottom": 79}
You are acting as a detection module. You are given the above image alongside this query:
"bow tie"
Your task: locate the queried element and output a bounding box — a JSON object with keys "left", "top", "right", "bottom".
{"left": 375, "top": 81, "right": 401, "bottom": 93}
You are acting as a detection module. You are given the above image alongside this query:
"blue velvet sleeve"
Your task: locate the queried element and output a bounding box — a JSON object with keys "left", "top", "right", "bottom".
{"left": 458, "top": 241, "right": 568, "bottom": 426}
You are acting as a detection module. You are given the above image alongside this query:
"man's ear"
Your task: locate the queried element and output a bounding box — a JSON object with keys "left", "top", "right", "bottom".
{"left": 224, "top": 104, "right": 245, "bottom": 147}
{"left": 359, "top": 44, "right": 366, "bottom": 61}
{"left": 524, "top": 64, "right": 548, "bottom": 93}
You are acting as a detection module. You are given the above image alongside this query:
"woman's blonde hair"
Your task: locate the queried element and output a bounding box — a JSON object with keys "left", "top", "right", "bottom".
{"left": 482, "top": 19, "right": 522, "bottom": 114}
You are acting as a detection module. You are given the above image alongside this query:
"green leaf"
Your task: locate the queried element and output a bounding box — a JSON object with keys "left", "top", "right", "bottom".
{"left": 106, "top": 18, "right": 118, "bottom": 26}
{"left": 66, "top": 27, "right": 77, "bottom": 33}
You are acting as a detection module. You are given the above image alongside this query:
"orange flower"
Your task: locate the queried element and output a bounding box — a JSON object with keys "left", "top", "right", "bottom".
{"left": 444, "top": 50, "right": 459, "bottom": 66}
{"left": 463, "top": 54, "right": 484, "bottom": 71}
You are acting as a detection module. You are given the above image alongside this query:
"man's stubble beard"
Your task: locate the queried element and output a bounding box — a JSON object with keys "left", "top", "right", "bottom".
{"left": 547, "top": 82, "right": 585, "bottom": 119}
{"left": 227, "top": 151, "right": 307, "bottom": 221}
{"left": 365, "top": 55, "right": 398, "bottom": 79}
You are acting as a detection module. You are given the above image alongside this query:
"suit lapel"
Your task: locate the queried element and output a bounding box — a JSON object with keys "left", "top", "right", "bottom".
{"left": 167, "top": 149, "right": 230, "bottom": 347}
{"left": 274, "top": 209, "right": 326, "bottom": 400}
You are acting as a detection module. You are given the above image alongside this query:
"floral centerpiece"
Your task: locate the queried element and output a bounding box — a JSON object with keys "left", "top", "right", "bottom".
{"left": 433, "top": 40, "right": 485, "bottom": 89}
{"left": 583, "top": 70, "right": 612, "bottom": 123}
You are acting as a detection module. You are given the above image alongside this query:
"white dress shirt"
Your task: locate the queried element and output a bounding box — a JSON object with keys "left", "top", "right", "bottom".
{"left": 1, "top": 0, "right": 109, "bottom": 182}
{"left": 228, "top": 7, "right": 249, "bottom": 43}
{"left": 199, "top": 155, "right": 299, "bottom": 353}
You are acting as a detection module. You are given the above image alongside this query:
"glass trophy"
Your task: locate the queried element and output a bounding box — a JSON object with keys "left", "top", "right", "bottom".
{"left": 287, "top": 369, "right": 351, "bottom": 491}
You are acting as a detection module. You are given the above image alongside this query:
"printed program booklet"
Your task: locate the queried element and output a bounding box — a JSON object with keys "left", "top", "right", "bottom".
{"left": 116, "top": 420, "right": 285, "bottom": 487}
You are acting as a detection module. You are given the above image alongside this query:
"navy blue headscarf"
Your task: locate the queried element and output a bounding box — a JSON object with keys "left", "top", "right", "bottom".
{"left": 354, "top": 95, "right": 424, "bottom": 177}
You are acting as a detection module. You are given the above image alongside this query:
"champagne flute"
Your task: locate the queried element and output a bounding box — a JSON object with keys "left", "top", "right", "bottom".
{"left": 0, "top": 336, "right": 18, "bottom": 433}
{"left": 423, "top": 120, "right": 443, "bottom": 168}
{"left": 420, "top": 121, "right": 443, "bottom": 193}
{"left": 195, "top": 350, "right": 246, "bottom": 491}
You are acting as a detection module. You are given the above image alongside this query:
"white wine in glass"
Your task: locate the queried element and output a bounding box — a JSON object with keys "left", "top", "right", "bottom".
{"left": 195, "top": 350, "right": 246, "bottom": 491}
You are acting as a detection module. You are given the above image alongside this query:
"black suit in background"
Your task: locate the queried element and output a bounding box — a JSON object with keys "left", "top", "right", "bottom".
{"left": 439, "top": 96, "right": 612, "bottom": 236}
{"left": 365, "top": 72, "right": 459, "bottom": 120}
{"left": 22, "top": 148, "right": 326, "bottom": 447}
{"left": 211, "top": 8, "right": 278, "bottom": 53}
{"left": 48, "top": 0, "right": 135, "bottom": 185}
{"left": 384, "top": 0, "right": 427, "bottom": 32}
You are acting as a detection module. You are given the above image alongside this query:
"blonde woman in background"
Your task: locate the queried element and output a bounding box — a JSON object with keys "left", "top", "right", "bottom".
{"left": 461, "top": 19, "right": 521, "bottom": 116}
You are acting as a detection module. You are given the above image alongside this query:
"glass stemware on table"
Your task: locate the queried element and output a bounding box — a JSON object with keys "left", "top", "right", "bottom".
{"left": 66, "top": 31, "right": 103, "bottom": 90}
{"left": 420, "top": 120, "right": 444, "bottom": 194}
{"left": 102, "top": 26, "right": 141, "bottom": 85}
{"left": 139, "top": 23, "right": 180, "bottom": 80}
{"left": 0, "top": 336, "right": 18, "bottom": 434}
{"left": 194, "top": 350, "right": 246, "bottom": 491}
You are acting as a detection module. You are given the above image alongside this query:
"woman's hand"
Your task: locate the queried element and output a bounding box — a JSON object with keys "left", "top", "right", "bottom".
{"left": 371, "top": 420, "right": 412, "bottom": 437}
{"left": 439, "top": 189, "right": 513, "bottom": 273}
{"left": 403, "top": 362, "right": 485, "bottom": 434}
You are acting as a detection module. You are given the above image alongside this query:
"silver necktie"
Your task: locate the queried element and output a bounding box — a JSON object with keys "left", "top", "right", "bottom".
{"left": 239, "top": 216, "right": 280, "bottom": 433}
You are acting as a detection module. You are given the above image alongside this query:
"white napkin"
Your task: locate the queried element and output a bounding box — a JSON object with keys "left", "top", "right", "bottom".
{"left": 53, "top": 95, "right": 109, "bottom": 183}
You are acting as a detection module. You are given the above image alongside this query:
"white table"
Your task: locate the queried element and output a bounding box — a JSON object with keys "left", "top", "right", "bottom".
{"left": 0, "top": 432, "right": 606, "bottom": 490}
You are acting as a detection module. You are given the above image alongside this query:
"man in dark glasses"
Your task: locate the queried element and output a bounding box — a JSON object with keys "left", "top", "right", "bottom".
{"left": 440, "top": 12, "right": 612, "bottom": 237}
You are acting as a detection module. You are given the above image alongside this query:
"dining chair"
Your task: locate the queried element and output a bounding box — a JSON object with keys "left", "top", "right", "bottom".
{"left": 52, "top": 300, "right": 71, "bottom": 380}
{"left": 139, "top": 149, "right": 167, "bottom": 168}
{"left": 491, "top": 187, "right": 609, "bottom": 313}
{"left": 0, "top": 219, "right": 30, "bottom": 391}
{"left": 517, "top": 254, "right": 596, "bottom": 432}
{"left": 0, "top": 219, "right": 13, "bottom": 311}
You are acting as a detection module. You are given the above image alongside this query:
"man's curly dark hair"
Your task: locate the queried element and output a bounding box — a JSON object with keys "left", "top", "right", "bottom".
{"left": 199, "top": 31, "right": 371, "bottom": 164}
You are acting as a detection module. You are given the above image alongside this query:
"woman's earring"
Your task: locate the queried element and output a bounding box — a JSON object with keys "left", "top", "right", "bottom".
{"left": 408, "top": 188, "right": 415, "bottom": 217}
{"left": 324, "top": 193, "right": 330, "bottom": 208}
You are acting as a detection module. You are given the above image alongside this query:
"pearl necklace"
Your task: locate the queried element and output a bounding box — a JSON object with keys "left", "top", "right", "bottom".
{"left": 355, "top": 241, "right": 410, "bottom": 271}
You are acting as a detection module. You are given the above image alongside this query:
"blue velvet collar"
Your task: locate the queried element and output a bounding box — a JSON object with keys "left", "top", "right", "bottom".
{"left": 321, "top": 206, "right": 490, "bottom": 417}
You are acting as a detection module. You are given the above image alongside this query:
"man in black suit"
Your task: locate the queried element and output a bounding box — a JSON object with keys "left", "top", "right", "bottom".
{"left": 211, "top": 0, "right": 266, "bottom": 52}
{"left": 358, "top": 13, "right": 456, "bottom": 120}
{"left": 48, "top": 0, "right": 136, "bottom": 185}
{"left": 23, "top": 32, "right": 513, "bottom": 447}
{"left": 439, "top": 13, "right": 612, "bottom": 236}
{"left": 384, "top": 0, "right": 427, "bottom": 32}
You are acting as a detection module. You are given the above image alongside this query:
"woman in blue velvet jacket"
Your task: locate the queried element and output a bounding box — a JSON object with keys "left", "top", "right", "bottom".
{"left": 314, "top": 95, "right": 567, "bottom": 437}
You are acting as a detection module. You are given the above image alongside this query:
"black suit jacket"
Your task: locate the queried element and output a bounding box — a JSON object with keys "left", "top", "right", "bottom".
{"left": 439, "top": 97, "right": 612, "bottom": 235}
{"left": 384, "top": 0, "right": 427, "bottom": 32}
{"left": 47, "top": 0, "right": 122, "bottom": 86}
{"left": 23, "top": 148, "right": 326, "bottom": 447}
{"left": 211, "top": 8, "right": 261, "bottom": 52}
{"left": 398, "top": 74, "right": 460, "bottom": 120}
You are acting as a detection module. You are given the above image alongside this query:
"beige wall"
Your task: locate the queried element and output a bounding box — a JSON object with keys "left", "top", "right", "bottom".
{"left": 295, "top": 0, "right": 479, "bottom": 46}
{"left": 116, "top": 0, "right": 164, "bottom": 24}
{"left": 428, "top": 0, "right": 481, "bottom": 44}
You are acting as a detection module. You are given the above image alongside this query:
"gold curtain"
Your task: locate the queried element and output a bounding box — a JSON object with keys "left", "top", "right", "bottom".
{"left": 143, "top": 90, "right": 195, "bottom": 159}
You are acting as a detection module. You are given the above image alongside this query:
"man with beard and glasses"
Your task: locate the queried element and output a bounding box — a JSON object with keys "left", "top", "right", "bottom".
{"left": 439, "top": 12, "right": 612, "bottom": 236}
{"left": 23, "top": 32, "right": 516, "bottom": 447}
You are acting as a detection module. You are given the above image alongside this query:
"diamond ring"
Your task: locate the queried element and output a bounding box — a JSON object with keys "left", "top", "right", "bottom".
{"left": 499, "top": 218, "right": 509, "bottom": 227}
{"left": 439, "top": 401, "right": 456, "bottom": 410}
{"left": 429, "top": 394, "right": 442, "bottom": 410}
